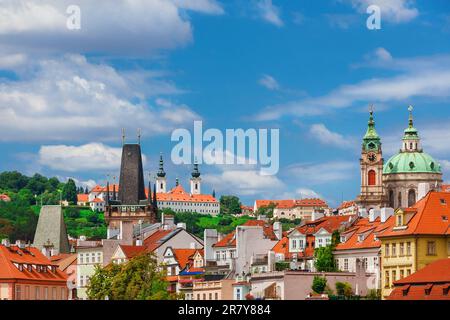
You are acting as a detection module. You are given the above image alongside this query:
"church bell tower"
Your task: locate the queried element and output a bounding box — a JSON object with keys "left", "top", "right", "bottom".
{"left": 356, "top": 108, "right": 387, "bottom": 210}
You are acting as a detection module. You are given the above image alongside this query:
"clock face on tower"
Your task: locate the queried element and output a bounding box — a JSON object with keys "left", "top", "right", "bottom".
{"left": 368, "top": 152, "right": 377, "bottom": 163}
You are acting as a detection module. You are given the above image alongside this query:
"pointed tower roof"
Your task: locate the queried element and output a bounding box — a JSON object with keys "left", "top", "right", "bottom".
{"left": 403, "top": 105, "right": 420, "bottom": 140}
{"left": 191, "top": 161, "right": 200, "bottom": 178}
{"left": 157, "top": 153, "right": 166, "bottom": 178}
{"left": 33, "top": 205, "right": 70, "bottom": 254}
{"left": 118, "top": 144, "right": 147, "bottom": 205}
{"left": 362, "top": 108, "right": 381, "bottom": 151}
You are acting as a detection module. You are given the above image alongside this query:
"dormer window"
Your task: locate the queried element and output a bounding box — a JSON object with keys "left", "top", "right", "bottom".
{"left": 440, "top": 198, "right": 446, "bottom": 205}
{"left": 340, "top": 236, "right": 346, "bottom": 243}
{"left": 357, "top": 234, "right": 364, "bottom": 242}
{"left": 397, "top": 215, "right": 403, "bottom": 226}
{"left": 18, "top": 264, "right": 23, "bottom": 272}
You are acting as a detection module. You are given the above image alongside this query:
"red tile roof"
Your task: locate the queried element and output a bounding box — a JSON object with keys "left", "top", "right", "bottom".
{"left": 213, "top": 220, "right": 277, "bottom": 248}
{"left": 255, "top": 199, "right": 328, "bottom": 210}
{"left": 0, "top": 245, "right": 68, "bottom": 283}
{"left": 143, "top": 229, "right": 174, "bottom": 252}
{"left": 379, "top": 191, "right": 450, "bottom": 238}
{"left": 77, "top": 194, "right": 88, "bottom": 202}
{"left": 91, "top": 197, "right": 104, "bottom": 203}
{"left": 388, "top": 259, "right": 450, "bottom": 300}
{"left": 173, "top": 249, "right": 198, "bottom": 269}
{"left": 295, "top": 215, "right": 354, "bottom": 236}
{"left": 119, "top": 245, "right": 146, "bottom": 259}
{"left": 338, "top": 201, "right": 357, "bottom": 210}
{"left": 335, "top": 216, "right": 395, "bottom": 251}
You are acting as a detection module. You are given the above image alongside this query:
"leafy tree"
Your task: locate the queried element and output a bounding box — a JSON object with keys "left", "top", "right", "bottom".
{"left": 365, "top": 289, "right": 381, "bottom": 300}
{"left": 314, "top": 245, "right": 337, "bottom": 272}
{"left": 62, "top": 178, "right": 77, "bottom": 204}
{"left": 332, "top": 230, "right": 341, "bottom": 246}
{"left": 255, "top": 202, "right": 276, "bottom": 218}
{"left": 87, "top": 252, "right": 178, "bottom": 300}
{"left": 312, "top": 276, "right": 327, "bottom": 294}
{"left": 220, "top": 195, "right": 241, "bottom": 215}
{"left": 16, "top": 188, "right": 35, "bottom": 206}
{"left": 0, "top": 171, "right": 29, "bottom": 192}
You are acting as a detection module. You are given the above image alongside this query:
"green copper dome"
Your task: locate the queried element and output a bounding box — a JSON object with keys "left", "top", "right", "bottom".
{"left": 383, "top": 106, "right": 441, "bottom": 175}
{"left": 383, "top": 152, "right": 441, "bottom": 174}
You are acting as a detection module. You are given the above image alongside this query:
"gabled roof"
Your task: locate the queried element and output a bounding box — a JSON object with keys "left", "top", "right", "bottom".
{"left": 212, "top": 220, "right": 277, "bottom": 248}
{"left": 77, "top": 194, "right": 89, "bottom": 202}
{"left": 379, "top": 191, "right": 450, "bottom": 238}
{"left": 395, "top": 259, "right": 450, "bottom": 285}
{"left": 388, "top": 259, "right": 450, "bottom": 300}
{"left": 172, "top": 249, "right": 198, "bottom": 269}
{"left": 0, "top": 245, "right": 68, "bottom": 282}
{"left": 143, "top": 229, "right": 177, "bottom": 252}
{"left": 156, "top": 184, "right": 218, "bottom": 203}
{"left": 292, "top": 215, "right": 354, "bottom": 236}
{"left": 119, "top": 245, "right": 146, "bottom": 259}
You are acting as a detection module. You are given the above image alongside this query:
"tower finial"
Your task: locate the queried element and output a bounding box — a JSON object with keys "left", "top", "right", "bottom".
{"left": 157, "top": 152, "right": 166, "bottom": 178}
{"left": 122, "top": 128, "right": 125, "bottom": 146}
{"left": 138, "top": 128, "right": 141, "bottom": 145}
{"left": 408, "top": 105, "right": 414, "bottom": 128}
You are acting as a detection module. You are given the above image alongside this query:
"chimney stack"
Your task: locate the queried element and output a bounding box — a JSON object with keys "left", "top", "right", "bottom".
{"left": 380, "top": 207, "right": 394, "bottom": 223}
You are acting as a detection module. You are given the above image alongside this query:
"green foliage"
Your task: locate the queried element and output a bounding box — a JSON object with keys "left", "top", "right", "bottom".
{"left": 219, "top": 195, "right": 242, "bottom": 215}
{"left": 63, "top": 207, "right": 106, "bottom": 239}
{"left": 365, "top": 289, "right": 381, "bottom": 300}
{"left": 87, "top": 252, "right": 178, "bottom": 300}
{"left": 314, "top": 245, "right": 337, "bottom": 272}
{"left": 62, "top": 178, "right": 77, "bottom": 204}
{"left": 335, "top": 282, "right": 353, "bottom": 297}
{"left": 0, "top": 201, "right": 38, "bottom": 242}
{"left": 255, "top": 202, "right": 276, "bottom": 218}
{"left": 331, "top": 230, "right": 341, "bottom": 246}
{"left": 276, "top": 218, "right": 302, "bottom": 231}
{"left": 312, "top": 276, "right": 327, "bottom": 294}
{"left": 275, "top": 261, "right": 290, "bottom": 271}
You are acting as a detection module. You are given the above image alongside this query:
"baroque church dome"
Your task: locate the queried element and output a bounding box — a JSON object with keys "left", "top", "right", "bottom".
{"left": 383, "top": 106, "right": 441, "bottom": 175}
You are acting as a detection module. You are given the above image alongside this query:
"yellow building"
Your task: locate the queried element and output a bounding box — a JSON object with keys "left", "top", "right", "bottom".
{"left": 379, "top": 191, "right": 450, "bottom": 299}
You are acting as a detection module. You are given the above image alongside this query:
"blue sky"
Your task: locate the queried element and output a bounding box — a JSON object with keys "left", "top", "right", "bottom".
{"left": 0, "top": 0, "right": 450, "bottom": 207}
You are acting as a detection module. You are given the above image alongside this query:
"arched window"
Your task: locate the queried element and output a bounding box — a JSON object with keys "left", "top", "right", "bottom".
{"left": 368, "top": 170, "right": 376, "bottom": 186}
{"left": 389, "top": 190, "right": 394, "bottom": 208}
{"left": 408, "top": 189, "right": 416, "bottom": 207}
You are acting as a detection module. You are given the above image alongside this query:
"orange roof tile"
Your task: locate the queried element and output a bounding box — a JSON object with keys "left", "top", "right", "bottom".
{"left": 119, "top": 245, "right": 147, "bottom": 259}
{"left": 256, "top": 198, "right": 328, "bottom": 210}
{"left": 143, "top": 229, "right": 175, "bottom": 252}
{"left": 379, "top": 191, "right": 450, "bottom": 238}
{"left": 173, "top": 249, "right": 198, "bottom": 269}
{"left": 0, "top": 245, "right": 68, "bottom": 283}
{"left": 77, "top": 194, "right": 89, "bottom": 202}
{"left": 213, "top": 220, "right": 277, "bottom": 248}
{"left": 395, "top": 259, "right": 450, "bottom": 285}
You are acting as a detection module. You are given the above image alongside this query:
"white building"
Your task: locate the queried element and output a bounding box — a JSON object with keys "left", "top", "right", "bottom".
{"left": 334, "top": 208, "right": 395, "bottom": 287}
{"left": 76, "top": 244, "right": 103, "bottom": 300}
{"left": 254, "top": 199, "right": 329, "bottom": 221}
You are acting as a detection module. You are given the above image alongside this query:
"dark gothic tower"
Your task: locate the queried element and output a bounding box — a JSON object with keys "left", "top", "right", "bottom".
{"left": 104, "top": 134, "right": 156, "bottom": 242}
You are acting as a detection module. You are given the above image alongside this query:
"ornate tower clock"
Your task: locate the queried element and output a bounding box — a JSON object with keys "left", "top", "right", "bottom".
{"left": 356, "top": 109, "right": 388, "bottom": 210}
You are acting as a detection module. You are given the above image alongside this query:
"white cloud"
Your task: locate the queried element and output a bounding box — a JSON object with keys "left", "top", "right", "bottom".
{"left": 0, "top": 53, "right": 27, "bottom": 69}
{"left": 256, "top": 0, "right": 283, "bottom": 27}
{"left": 259, "top": 74, "right": 280, "bottom": 90}
{"left": 374, "top": 47, "right": 393, "bottom": 62}
{"left": 205, "top": 169, "right": 284, "bottom": 196}
{"left": 0, "top": 0, "right": 223, "bottom": 55}
{"left": 171, "top": 0, "right": 224, "bottom": 14}
{"left": 325, "top": 14, "right": 358, "bottom": 29}
{"left": 347, "top": 0, "right": 419, "bottom": 23}
{"left": 309, "top": 124, "right": 355, "bottom": 149}
{"left": 286, "top": 161, "right": 357, "bottom": 185}
{"left": 255, "top": 52, "right": 450, "bottom": 121}
{"left": 0, "top": 54, "right": 200, "bottom": 142}
{"left": 38, "top": 142, "right": 144, "bottom": 172}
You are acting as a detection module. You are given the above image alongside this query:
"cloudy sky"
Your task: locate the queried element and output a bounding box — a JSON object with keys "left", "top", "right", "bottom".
{"left": 0, "top": 0, "right": 450, "bottom": 207}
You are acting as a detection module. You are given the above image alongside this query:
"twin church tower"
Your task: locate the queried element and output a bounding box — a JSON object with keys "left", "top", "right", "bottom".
{"left": 356, "top": 106, "right": 442, "bottom": 211}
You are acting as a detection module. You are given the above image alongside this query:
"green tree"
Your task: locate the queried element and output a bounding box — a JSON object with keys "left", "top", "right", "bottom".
{"left": 87, "top": 252, "right": 177, "bottom": 300}
{"left": 220, "top": 195, "right": 241, "bottom": 215}
{"left": 62, "top": 179, "right": 77, "bottom": 204}
{"left": 312, "top": 276, "right": 327, "bottom": 294}
{"left": 314, "top": 245, "right": 337, "bottom": 272}
{"left": 255, "top": 202, "right": 276, "bottom": 219}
